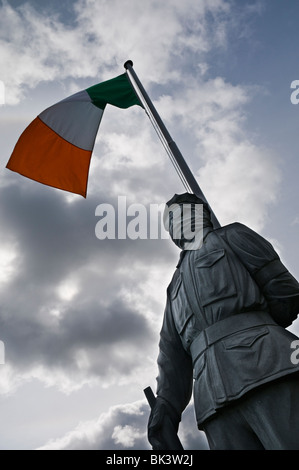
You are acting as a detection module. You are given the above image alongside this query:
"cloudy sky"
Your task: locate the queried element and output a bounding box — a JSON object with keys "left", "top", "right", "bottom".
{"left": 0, "top": 0, "right": 299, "bottom": 450}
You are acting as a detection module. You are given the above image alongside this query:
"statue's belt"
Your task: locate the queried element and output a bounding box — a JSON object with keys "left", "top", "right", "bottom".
{"left": 190, "top": 311, "right": 277, "bottom": 366}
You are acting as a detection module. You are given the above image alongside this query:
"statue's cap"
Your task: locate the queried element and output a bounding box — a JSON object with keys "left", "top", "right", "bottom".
{"left": 165, "top": 192, "right": 210, "bottom": 212}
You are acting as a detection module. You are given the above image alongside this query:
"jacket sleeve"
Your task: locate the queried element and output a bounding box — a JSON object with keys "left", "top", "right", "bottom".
{"left": 156, "top": 291, "right": 193, "bottom": 421}
{"left": 225, "top": 222, "right": 299, "bottom": 327}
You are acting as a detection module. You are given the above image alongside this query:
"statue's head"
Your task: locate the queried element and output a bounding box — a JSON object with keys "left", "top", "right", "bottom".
{"left": 163, "top": 193, "right": 213, "bottom": 250}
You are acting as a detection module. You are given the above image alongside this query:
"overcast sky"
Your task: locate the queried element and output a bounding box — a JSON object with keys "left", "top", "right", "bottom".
{"left": 0, "top": 0, "right": 299, "bottom": 450}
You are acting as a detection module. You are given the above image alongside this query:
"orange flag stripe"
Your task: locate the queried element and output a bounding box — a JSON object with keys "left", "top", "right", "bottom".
{"left": 6, "top": 117, "right": 92, "bottom": 197}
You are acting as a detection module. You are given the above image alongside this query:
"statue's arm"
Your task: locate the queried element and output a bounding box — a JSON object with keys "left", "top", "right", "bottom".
{"left": 147, "top": 293, "right": 193, "bottom": 449}
{"left": 226, "top": 222, "right": 299, "bottom": 327}
{"left": 156, "top": 293, "right": 193, "bottom": 418}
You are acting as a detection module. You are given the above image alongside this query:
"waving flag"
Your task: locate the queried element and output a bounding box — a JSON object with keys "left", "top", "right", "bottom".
{"left": 6, "top": 73, "right": 141, "bottom": 197}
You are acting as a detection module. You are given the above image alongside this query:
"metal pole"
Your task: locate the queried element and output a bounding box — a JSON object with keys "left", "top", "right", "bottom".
{"left": 124, "top": 60, "right": 221, "bottom": 229}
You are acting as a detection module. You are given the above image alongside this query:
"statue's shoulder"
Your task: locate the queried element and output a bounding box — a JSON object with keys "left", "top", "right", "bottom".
{"left": 212, "top": 222, "right": 251, "bottom": 241}
{"left": 215, "top": 222, "right": 249, "bottom": 235}
{"left": 214, "top": 222, "right": 277, "bottom": 260}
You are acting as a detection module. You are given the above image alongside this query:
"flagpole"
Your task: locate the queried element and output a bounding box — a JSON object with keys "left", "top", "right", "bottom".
{"left": 124, "top": 60, "right": 220, "bottom": 229}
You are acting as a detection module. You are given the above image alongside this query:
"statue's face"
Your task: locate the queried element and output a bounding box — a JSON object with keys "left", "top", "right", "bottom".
{"left": 168, "top": 211, "right": 186, "bottom": 249}
{"left": 168, "top": 203, "right": 201, "bottom": 250}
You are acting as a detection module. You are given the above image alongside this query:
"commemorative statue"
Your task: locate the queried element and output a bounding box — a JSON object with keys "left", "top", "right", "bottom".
{"left": 147, "top": 193, "right": 299, "bottom": 450}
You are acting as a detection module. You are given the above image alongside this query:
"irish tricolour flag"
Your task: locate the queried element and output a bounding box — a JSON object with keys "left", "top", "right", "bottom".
{"left": 6, "top": 73, "right": 142, "bottom": 197}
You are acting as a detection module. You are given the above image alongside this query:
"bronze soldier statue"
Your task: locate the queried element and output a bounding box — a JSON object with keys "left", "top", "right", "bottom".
{"left": 148, "top": 192, "right": 299, "bottom": 450}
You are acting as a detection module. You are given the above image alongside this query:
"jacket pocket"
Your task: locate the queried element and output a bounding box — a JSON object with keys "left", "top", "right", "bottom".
{"left": 213, "top": 326, "right": 270, "bottom": 403}
{"left": 222, "top": 327, "right": 269, "bottom": 350}
{"left": 194, "top": 249, "right": 237, "bottom": 306}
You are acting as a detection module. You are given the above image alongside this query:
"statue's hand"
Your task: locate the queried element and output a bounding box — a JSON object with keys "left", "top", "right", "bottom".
{"left": 148, "top": 396, "right": 179, "bottom": 450}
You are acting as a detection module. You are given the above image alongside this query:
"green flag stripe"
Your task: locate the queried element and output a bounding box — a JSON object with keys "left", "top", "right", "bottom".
{"left": 86, "top": 73, "right": 142, "bottom": 110}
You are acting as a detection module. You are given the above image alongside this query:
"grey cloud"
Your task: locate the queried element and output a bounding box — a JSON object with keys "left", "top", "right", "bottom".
{"left": 0, "top": 180, "right": 174, "bottom": 291}
{"left": 38, "top": 401, "right": 150, "bottom": 450}
{"left": 0, "top": 180, "right": 174, "bottom": 389}
{"left": 38, "top": 400, "right": 209, "bottom": 450}
{"left": 0, "top": 0, "right": 234, "bottom": 104}
{"left": 3, "top": 298, "right": 154, "bottom": 369}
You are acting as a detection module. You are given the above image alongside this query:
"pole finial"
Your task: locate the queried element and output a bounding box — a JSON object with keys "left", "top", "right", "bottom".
{"left": 124, "top": 60, "right": 133, "bottom": 69}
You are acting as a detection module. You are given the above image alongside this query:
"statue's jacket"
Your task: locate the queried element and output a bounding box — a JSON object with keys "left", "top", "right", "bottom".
{"left": 157, "top": 223, "right": 299, "bottom": 428}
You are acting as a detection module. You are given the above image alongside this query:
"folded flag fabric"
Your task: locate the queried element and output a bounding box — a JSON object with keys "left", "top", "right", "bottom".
{"left": 6, "top": 73, "right": 142, "bottom": 197}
